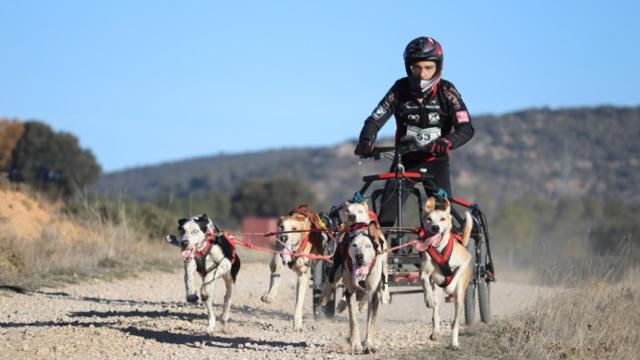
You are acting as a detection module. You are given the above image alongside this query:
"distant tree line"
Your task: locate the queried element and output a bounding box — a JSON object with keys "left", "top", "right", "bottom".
{"left": 0, "top": 119, "right": 101, "bottom": 198}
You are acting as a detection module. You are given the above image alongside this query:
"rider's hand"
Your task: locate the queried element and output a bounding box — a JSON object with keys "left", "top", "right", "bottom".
{"left": 354, "top": 141, "right": 374, "bottom": 158}
{"left": 427, "top": 138, "right": 452, "bottom": 157}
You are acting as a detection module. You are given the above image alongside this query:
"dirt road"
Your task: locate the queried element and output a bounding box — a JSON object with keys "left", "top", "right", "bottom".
{"left": 0, "top": 261, "right": 545, "bottom": 359}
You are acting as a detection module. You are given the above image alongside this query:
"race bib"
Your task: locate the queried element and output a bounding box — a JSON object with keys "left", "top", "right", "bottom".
{"left": 406, "top": 126, "right": 441, "bottom": 146}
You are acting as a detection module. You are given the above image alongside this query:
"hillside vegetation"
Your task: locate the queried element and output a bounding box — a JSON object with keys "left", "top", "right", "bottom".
{"left": 94, "top": 106, "right": 640, "bottom": 205}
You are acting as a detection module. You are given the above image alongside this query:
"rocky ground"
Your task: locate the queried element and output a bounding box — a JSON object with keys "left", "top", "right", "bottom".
{"left": 0, "top": 262, "right": 547, "bottom": 359}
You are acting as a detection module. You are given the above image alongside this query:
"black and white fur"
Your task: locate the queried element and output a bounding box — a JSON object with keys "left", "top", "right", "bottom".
{"left": 166, "top": 214, "right": 241, "bottom": 335}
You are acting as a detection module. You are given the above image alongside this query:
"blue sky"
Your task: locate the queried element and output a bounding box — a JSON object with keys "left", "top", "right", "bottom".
{"left": 1, "top": 0, "right": 638, "bottom": 172}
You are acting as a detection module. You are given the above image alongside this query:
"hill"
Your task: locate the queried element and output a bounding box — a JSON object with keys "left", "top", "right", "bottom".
{"left": 94, "top": 106, "right": 640, "bottom": 205}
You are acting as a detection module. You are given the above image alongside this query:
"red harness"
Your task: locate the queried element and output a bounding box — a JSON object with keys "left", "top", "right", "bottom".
{"left": 417, "top": 229, "right": 462, "bottom": 287}
{"left": 287, "top": 205, "right": 326, "bottom": 263}
{"left": 193, "top": 232, "right": 237, "bottom": 278}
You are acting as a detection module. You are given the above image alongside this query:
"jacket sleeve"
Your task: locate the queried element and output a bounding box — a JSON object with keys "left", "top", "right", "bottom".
{"left": 442, "top": 82, "right": 474, "bottom": 149}
{"left": 358, "top": 84, "right": 399, "bottom": 144}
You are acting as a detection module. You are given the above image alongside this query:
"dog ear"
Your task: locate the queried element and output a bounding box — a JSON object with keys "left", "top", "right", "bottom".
{"left": 178, "top": 218, "right": 188, "bottom": 229}
{"left": 440, "top": 198, "right": 450, "bottom": 211}
{"left": 371, "top": 235, "right": 380, "bottom": 253}
{"left": 424, "top": 197, "right": 436, "bottom": 213}
{"left": 195, "top": 215, "right": 210, "bottom": 233}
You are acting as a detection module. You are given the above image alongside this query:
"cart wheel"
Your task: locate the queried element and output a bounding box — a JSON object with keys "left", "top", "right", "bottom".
{"left": 464, "top": 236, "right": 477, "bottom": 325}
{"left": 477, "top": 237, "right": 491, "bottom": 323}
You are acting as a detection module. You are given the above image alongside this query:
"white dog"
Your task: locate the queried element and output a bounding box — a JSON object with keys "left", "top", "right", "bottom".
{"left": 319, "top": 200, "right": 390, "bottom": 312}
{"left": 416, "top": 197, "right": 472, "bottom": 348}
{"left": 342, "top": 232, "right": 387, "bottom": 353}
{"left": 166, "top": 214, "right": 241, "bottom": 335}
{"left": 260, "top": 205, "right": 327, "bottom": 331}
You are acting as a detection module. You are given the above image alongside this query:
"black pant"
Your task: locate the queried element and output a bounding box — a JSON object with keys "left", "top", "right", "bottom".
{"left": 377, "top": 159, "right": 451, "bottom": 228}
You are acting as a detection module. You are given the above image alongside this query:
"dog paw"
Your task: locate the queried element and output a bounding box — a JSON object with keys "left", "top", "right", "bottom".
{"left": 350, "top": 341, "right": 363, "bottom": 353}
{"left": 429, "top": 332, "right": 439, "bottom": 341}
{"left": 186, "top": 294, "right": 199, "bottom": 303}
{"left": 363, "top": 341, "right": 377, "bottom": 354}
{"left": 336, "top": 300, "right": 347, "bottom": 313}
{"left": 261, "top": 294, "right": 274, "bottom": 304}
{"left": 205, "top": 326, "right": 215, "bottom": 336}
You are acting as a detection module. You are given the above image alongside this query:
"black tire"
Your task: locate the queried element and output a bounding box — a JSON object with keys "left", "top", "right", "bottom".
{"left": 464, "top": 236, "right": 477, "bottom": 325}
{"left": 477, "top": 237, "right": 491, "bottom": 323}
{"left": 322, "top": 259, "right": 336, "bottom": 318}
{"left": 478, "top": 279, "right": 490, "bottom": 323}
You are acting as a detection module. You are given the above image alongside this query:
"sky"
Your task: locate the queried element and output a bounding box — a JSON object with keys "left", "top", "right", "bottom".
{"left": 1, "top": 0, "right": 638, "bottom": 172}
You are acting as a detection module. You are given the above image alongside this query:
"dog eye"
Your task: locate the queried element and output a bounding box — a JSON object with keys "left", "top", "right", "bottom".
{"left": 191, "top": 230, "right": 198, "bottom": 234}
{"left": 366, "top": 244, "right": 372, "bottom": 248}
{"left": 440, "top": 217, "right": 445, "bottom": 221}
{"left": 292, "top": 227, "right": 297, "bottom": 231}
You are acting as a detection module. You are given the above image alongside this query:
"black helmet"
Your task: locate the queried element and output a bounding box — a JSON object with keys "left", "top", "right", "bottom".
{"left": 403, "top": 36, "right": 444, "bottom": 76}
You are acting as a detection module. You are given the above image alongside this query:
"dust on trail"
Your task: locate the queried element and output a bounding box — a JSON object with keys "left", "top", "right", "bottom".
{"left": 0, "top": 262, "right": 547, "bottom": 359}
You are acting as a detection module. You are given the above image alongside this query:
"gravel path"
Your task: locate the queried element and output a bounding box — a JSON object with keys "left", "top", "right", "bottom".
{"left": 0, "top": 262, "right": 547, "bottom": 359}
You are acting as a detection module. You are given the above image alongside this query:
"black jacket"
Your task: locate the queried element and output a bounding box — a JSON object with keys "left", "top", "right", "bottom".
{"left": 358, "top": 77, "right": 474, "bottom": 162}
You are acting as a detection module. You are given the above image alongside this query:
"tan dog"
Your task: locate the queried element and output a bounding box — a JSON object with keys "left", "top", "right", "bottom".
{"left": 342, "top": 232, "right": 386, "bottom": 353}
{"left": 416, "top": 197, "right": 472, "bottom": 348}
{"left": 261, "top": 205, "right": 325, "bottom": 331}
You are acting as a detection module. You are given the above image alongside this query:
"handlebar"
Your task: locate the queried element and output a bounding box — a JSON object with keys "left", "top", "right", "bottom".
{"left": 362, "top": 137, "right": 426, "bottom": 160}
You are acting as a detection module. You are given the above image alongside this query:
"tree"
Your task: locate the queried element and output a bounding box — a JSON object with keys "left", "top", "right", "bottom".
{"left": 10, "top": 121, "right": 101, "bottom": 198}
{"left": 0, "top": 118, "right": 25, "bottom": 171}
{"left": 230, "top": 177, "right": 318, "bottom": 219}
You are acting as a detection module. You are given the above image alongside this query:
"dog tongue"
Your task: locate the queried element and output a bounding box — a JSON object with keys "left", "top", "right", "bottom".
{"left": 354, "top": 266, "right": 369, "bottom": 280}
{"left": 182, "top": 249, "right": 194, "bottom": 262}
{"left": 415, "top": 233, "right": 441, "bottom": 252}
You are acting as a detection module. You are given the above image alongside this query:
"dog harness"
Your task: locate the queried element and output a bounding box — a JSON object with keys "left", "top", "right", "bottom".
{"left": 193, "top": 232, "right": 237, "bottom": 278}
{"left": 417, "top": 229, "right": 463, "bottom": 287}
{"left": 287, "top": 205, "right": 326, "bottom": 264}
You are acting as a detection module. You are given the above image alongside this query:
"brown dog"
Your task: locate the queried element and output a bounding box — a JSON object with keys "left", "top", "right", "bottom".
{"left": 416, "top": 197, "right": 472, "bottom": 348}
{"left": 260, "top": 204, "right": 326, "bottom": 331}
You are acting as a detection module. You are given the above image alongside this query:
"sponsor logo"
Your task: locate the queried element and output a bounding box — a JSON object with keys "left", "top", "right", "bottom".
{"left": 407, "top": 114, "right": 420, "bottom": 122}
{"left": 428, "top": 112, "right": 440, "bottom": 124}
{"left": 456, "top": 111, "right": 470, "bottom": 123}
{"left": 372, "top": 105, "right": 387, "bottom": 120}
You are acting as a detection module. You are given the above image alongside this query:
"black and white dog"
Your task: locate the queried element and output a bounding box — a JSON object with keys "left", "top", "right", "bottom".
{"left": 166, "top": 214, "right": 241, "bottom": 334}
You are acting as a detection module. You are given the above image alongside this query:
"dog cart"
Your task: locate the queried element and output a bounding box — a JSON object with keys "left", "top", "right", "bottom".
{"left": 313, "top": 141, "right": 495, "bottom": 324}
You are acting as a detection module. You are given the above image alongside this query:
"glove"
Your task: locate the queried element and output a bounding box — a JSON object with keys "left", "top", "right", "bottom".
{"left": 427, "top": 138, "right": 452, "bottom": 157}
{"left": 354, "top": 141, "right": 374, "bottom": 158}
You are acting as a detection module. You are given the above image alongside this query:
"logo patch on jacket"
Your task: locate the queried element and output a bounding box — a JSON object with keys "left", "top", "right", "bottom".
{"left": 456, "top": 111, "right": 470, "bottom": 123}
{"left": 372, "top": 105, "right": 387, "bottom": 120}
{"left": 428, "top": 112, "right": 440, "bottom": 124}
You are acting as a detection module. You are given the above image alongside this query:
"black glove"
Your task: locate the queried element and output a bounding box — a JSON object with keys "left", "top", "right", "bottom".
{"left": 354, "top": 141, "right": 374, "bottom": 158}
{"left": 427, "top": 138, "right": 452, "bottom": 157}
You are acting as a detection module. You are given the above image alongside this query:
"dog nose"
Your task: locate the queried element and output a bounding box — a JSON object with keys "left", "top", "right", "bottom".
{"left": 348, "top": 213, "right": 357, "bottom": 222}
{"left": 430, "top": 224, "right": 440, "bottom": 233}
{"left": 358, "top": 280, "right": 366, "bottom": 288}
{"left": 279, "top": 234, "right": 288, "bottom": 243}
{"left": 180, "top": 240, "right": 189, "bottom": 248}
{"left": 355, "top": 253, "right": 364, "bottom": 266}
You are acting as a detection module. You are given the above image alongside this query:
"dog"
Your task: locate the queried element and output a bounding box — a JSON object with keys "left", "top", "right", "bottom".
{"left": 319, "top": 200, "right": 390, "bottom": 313}
{"left": 341, "top": 232, "right": 387, "bottom": 353}
{"left": 416, "top": 197, "right": 472, "bottom": 348}
{"left": 166, "top": 214, "right": 241, "bottom": 335}
{"left": 260, "top": 204, "right": 327, "bottom": 331}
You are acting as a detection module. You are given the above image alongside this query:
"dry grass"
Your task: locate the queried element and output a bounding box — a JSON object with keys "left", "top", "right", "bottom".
{"left": 0, "top": 190, "right": 178, "bottom": 290}
{"left": 395, "top": 251, "right": 640, "bottom": 360}
{"left": 499, "top": 268, "right": 640, "bottom": 360}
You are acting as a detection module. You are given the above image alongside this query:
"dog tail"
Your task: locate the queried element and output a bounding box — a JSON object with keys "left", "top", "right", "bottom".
{"left": 461, "top": 211, "right": 473, "bottom": 247}
{"left": 231, "top": 255, "right": 241, "bottom": 283}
